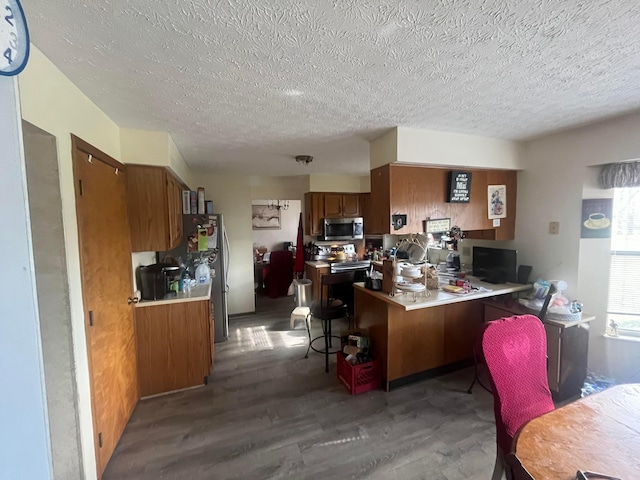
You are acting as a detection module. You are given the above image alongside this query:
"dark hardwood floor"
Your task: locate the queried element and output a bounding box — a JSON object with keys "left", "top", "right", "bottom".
{"left": 104, "top": 294, "right": 498, "bottom": 479}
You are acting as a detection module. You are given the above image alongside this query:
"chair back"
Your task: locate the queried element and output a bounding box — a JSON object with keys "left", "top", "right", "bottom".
{"left": 313, "top": 271, "right": 355, "bottom": 320}
{"left": 537, "top": 283, "right": 557, "bottom": 322}
{"left": 481, "top": 314, "right": 554, "bottom": 454}
{"left": 266, "top": 250, "right": 293, "bottom": 298}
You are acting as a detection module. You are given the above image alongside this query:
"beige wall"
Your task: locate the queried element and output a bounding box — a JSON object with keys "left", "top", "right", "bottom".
{"left": 309, "top": 174, "right": 364, "bottom": 193}
{"left": 19, "top": 46, "right": 122, "bottom": 479}
{"left": 370, "top": 128, "right": 398, "bottom": 169}
{"left": 18, "top": 46, "right": 196, "bottom": 478}
{"left": 252, "top": 200, "right": 302, "bottom": 252}
{"left": 519, "top": 112, "right": 640, "bottom": 382}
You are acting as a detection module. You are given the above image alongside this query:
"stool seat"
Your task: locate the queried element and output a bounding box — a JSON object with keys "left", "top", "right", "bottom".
{"left": 290, "top": 306, "right": 311, "bottom": 329}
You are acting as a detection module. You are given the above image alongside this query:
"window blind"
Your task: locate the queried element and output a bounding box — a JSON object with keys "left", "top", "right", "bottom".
{"left": 607, "top": 253, "right": 640, "bottom": 316}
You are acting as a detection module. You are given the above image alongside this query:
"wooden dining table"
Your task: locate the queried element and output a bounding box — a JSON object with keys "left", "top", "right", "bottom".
{"left": 514, "top": 383, "right": 640, "bottom": 479}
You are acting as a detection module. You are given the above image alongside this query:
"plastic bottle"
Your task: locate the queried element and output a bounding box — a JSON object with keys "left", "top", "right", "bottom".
{"left": 196, "top": 259, "right": 210, "bottom": 284}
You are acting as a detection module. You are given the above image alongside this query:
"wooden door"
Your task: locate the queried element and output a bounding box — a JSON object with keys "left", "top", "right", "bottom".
{"left": 72, "top": 136, "right": 138, "bottom": 477}
{"left": 342, "top": 194, "right": 360, "bottom": 216}
{"left": 324, "top": 193, "right": 343, "bottom": 217}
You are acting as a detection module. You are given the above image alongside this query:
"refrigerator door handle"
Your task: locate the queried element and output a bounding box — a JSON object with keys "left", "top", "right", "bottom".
{"left": 223, "top": 227, "right": 230, "bottom": 293}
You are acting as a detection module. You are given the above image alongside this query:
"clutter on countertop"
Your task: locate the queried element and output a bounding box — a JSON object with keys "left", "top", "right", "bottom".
{"left": 519, "top": 279, "right": 583, "bottom": 321}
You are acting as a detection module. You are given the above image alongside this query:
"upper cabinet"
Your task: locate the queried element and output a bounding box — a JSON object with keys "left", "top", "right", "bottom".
{"left": 304, "top": 192, "right": 365, "bottom": 236}
{"left": 368, "top": 164, "right": 517, "bottom": 240}
{"left": 324, "top": 193, "right": 361, "bottom": 218}
{"left": 126, "top": 165, "right": 185, "bottom": 252}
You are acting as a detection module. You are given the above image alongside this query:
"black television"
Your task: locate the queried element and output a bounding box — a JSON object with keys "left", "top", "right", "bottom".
{"left": 472, "top": 246, "right": 517, "bottom": 284}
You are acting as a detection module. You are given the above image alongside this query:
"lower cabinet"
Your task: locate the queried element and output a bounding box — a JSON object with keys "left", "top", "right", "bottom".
{"left": 304, "top": 263, "right": 330, "bottom": 302}
{"left": 135, "top": 300, "right": 212, "bottom": 397}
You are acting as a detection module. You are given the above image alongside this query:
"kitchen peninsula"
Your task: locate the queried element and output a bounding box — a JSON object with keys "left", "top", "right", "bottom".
{"left": 354, "top": 279, "right": 530, "bottom": 391}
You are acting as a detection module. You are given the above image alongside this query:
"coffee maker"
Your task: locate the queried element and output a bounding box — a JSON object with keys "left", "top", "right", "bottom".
{"left": 446, "top": 252, "right": 461, "bottom": 271}
{"left": 139, "top": 263, "right": 181, "bottom": 300}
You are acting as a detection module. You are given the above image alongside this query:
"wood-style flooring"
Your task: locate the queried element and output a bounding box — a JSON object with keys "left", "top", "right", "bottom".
{"left": 104, "top": 294, "right": 498, "bottom": 480}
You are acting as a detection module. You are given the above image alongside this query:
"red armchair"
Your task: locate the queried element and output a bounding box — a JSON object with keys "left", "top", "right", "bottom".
{"left": 265, "top": 250, "right": 294, "bottom": 298}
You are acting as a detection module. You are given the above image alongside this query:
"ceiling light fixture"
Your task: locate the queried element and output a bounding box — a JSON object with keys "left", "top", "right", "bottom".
{"left": 268, "top": 200, "right": 289, "bottom": 210}
{"left": 295, "top": 155, "right": 313, "bottom": 166}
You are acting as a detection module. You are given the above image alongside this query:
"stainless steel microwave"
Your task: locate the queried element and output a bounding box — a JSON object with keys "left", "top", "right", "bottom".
{"left": 321, "top": 217, "right": 364, "bottom": 241}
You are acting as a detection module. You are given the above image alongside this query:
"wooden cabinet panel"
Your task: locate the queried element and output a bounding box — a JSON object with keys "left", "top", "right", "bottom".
{"left": 369, "top": 164, "right": 517, "bottom": 239}
{"left": 126, "top": 165, "right": 184, "bottom": 252}
{"left": 135, "top": 301, "right": 211, "bottom": 397}
{"left": 387, "top": 306, "right": 445, "bottom": 380}
{"left": 304, "top": 263, "right": 330, "bottom": 302}
{"left": 369, "top": 166, "right": 391, "bottom": 234}
{"left": 342, "top": 194, "right": 360, "bottom": 217}
{"left": 443, "top": 300, "right": 484, "bottom": 364}
{"left": 323, "top": 193, "right": 361, "bottom": 218}
{"left": 324, "top": 193, "right": 343, "bottom": 217}
{"left": 304, "top": 192, "right": 324, "bottom": 236}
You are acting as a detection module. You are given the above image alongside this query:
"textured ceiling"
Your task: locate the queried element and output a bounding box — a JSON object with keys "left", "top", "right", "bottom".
{"left": 23, "top": 0, "right": 640, "bottom": 176}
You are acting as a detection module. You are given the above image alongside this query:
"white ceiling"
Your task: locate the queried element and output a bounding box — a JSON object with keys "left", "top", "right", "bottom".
{"left": 24, "top": 0, "right": 640, "bottom": 176}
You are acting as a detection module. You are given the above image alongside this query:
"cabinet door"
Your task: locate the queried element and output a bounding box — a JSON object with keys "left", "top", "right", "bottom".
{"left": 166, "top": 173, "right": 183, "bottom": 249}
{"left": 305, "top": 192, "right": 324, "bottom": 236}
{"left": 324, "top": 193, "right": 343, "bottom": 217}
{"left": 135, "top": 301, "right": 210, "bottom": 397}
{"left": 127, "top": 165, "right": 169, "bottom": 252}
{"left": 342, "top": 194, "right": 360, "bottom": 217}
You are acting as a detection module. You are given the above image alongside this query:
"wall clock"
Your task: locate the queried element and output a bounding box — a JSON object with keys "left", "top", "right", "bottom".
{"left": 1, "top": 0, "right": 29, "bottom": 76}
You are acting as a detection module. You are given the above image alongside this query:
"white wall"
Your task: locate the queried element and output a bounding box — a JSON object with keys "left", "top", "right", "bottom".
{"left": 0, "top": 78, "right": 53, "bottom": 479}
{"left": 519, "top": 112, "right": 640, "bottom": 382}
{"left": 252, "top": 200, "right": 302, "bottom": 252}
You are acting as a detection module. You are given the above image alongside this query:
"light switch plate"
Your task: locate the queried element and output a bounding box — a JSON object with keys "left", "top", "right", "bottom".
{"left": 549, "top": 221, "right": 560, "bottom": 234}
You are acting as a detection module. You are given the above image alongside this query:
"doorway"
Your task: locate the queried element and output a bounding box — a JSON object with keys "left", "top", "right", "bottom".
{"left": 251, "top": 199, "right": 301, "bottom": 313}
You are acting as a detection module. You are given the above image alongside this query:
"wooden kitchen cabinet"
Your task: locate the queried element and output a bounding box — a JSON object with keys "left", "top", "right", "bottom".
{"left": 135, "top": 300, "right": 212, "bottom": 397}
{"left": 304, "top": 192, "right": 324, "bottom": 236}
{"left": 368, "top": 164, "right": 517, "bottom": 239}
{"left": 126, "top": 164, "right": 185, "bottom": 252}
{"left": 324, "top": 193, "right": 361, "bottom": 218}
{"left": 304, "top": 263, "right": 330, "bottom": 302}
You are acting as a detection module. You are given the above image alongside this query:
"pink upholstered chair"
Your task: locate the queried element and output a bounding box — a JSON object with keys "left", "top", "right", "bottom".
{"left": 481, "top": 314, "right": 555, "bottom": 480}
{"left": 265, "top": 250, "right": 293, "bottom": 298}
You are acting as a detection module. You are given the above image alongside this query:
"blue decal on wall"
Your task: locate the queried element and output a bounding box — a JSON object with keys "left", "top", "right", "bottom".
{"left": 1, "top": 0, "right": 30, "bottom": 76}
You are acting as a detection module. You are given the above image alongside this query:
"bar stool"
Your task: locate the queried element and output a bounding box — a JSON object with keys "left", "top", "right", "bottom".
{"left": 305, "top": 271, "right": 355, "bottom": 373}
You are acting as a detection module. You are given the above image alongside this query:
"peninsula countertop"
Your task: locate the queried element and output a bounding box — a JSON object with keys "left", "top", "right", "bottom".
{"left": 354, "top": 276, "right": 530, "bottom": 311}
{"left": 135, "top": 282, "right": 212, "bottom": 308}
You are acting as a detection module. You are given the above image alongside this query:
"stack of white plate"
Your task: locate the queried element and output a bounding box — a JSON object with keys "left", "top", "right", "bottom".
{"left": 396, "top": 282, "right": 426, "bottom": 292}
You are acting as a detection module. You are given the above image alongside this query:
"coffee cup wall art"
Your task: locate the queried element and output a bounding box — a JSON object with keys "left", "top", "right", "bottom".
{"left": 581, "top": 198, "right": 612, "bottom": 238}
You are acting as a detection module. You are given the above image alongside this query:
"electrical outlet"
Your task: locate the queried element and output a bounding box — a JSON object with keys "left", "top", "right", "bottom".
{"left": 549, "top": 221, "right": 560, "bottom": 234}
{"left": 462, "top": 247, "right": 470, "bottom": 256}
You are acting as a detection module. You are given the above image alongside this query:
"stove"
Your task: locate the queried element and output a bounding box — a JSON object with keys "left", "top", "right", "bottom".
{"left": 330, "top": 259, "right": 371, "bottom": 273}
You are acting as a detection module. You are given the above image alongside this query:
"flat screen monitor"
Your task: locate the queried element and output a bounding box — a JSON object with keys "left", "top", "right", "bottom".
{"left": 472, "top": 246, "right": 517, "bottom": 284}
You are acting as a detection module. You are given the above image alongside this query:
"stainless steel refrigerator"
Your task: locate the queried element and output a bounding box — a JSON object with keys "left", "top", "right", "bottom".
{"left": 158, "top": 213, "right": 229, "bottom": 342}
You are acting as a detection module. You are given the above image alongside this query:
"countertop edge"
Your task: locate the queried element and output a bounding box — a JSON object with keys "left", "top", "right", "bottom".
{"left": 135, "top": 282, "right": 212, "bottom": 308}
{"left": 354, "top": 280, "right": 530, "bottom": 311}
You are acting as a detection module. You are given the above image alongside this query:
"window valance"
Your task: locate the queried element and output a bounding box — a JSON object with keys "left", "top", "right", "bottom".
{"left": 599, "top": 161, "right": 640, "bottom": 189}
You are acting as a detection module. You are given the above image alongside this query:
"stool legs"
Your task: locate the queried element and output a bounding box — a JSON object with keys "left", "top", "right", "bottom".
{"left": 323, "top": 319, "right": 329, "bottom": 373}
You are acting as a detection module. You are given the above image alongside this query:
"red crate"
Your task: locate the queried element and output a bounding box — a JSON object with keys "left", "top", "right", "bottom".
{"left": 336, "top": 353, "right": 381, "bottom": 395}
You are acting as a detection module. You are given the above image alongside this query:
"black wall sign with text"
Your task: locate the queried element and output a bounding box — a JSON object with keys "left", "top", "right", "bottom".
{"left": 447, "top": 171, "right": 471, "bottom": 203}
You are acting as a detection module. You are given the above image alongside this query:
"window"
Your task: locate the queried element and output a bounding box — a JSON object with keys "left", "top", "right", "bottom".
{"left": 607, "top": 186, "right": 640, "bottom": 336}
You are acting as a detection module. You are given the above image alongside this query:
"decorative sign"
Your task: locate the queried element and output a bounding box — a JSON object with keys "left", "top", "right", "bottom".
{"left": 448, "top": 171, "right": 471, "bottom": 203}
{"left": 391, "top": 214, "right": 407, "bottom": 230}
{"left": 425, "top": 217, "right": 451, "bottom": 233}
{"left": 0, "top": 0, "right": 30, "bottom": 76}
{"left": 488, "top": 185, "right": 507, "bottom": 219}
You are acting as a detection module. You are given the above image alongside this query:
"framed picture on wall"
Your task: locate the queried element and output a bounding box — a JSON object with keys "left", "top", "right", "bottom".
{"left": 488, "top": 185, "right": 507, "bottom": 219}
{"left": 581, "top": 198, "right": 612, "bottom": 238}
{"left": 252, "top": 204, "right": 281, "bottom": 230}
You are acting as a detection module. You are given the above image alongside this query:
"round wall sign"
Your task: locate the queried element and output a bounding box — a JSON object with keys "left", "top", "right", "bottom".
{"left": 0, "top": 0, "right": 29, "bottom": 76}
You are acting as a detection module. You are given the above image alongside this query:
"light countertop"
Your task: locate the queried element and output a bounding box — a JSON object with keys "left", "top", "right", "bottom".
{"left": 305, "top": 260, "right": 331, "bottom": 268}
{"left": 135, "top": 282, "right": 212, "bottom": 308}
{"left": 355, "top": 276, "right": 530, "bottom": 311}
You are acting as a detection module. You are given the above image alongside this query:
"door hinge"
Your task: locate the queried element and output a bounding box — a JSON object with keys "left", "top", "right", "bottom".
{"left": 98, "top": 432, "right": 103, "bottom": 448}
{"left": 88, "top": 310, "right": 94, "bottom": 327}
{"left": 78, "top": 179, "right": 84, "bottom": 196}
